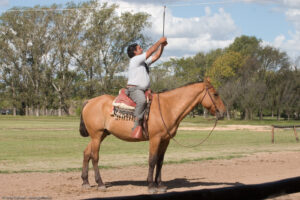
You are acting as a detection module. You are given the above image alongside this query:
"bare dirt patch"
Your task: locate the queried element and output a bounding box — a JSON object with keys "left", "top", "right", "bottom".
{"left": 1, "top": 151, "right": 300, "bottom": 199}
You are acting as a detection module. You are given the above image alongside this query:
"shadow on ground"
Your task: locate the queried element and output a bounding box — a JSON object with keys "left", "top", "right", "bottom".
{"left": 106, "top": 178, "right": 243, "bottom": 189}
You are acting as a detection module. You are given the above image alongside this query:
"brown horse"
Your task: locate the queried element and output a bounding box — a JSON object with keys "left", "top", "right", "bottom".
{"left": 79, "top": 78, "right": 226, "bottom": 193}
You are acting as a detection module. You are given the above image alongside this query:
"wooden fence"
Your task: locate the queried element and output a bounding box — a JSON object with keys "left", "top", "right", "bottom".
{"left": 271, "top": 125, "right": 300, "bottom": 143}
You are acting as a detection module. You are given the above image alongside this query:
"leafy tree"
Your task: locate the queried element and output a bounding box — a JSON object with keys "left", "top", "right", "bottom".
{"left": 45, "top": 3, "right": 84, "bottom": 116}
{"left": 227, "top": 35, "right": 261, "bottom": 57}
{"left": 0, "top": 10, "right": 25, "bottom": 115}
{"left": 73, "top": 1, "right": 150, "bottom": 97}
{"left": 0, "top": 6, "right": 53, "bottom": 116}
{"left": 206, "top": 51, "right": 244, "bottom": 88}
{"left": 218, "top": 80, "right": 240, "bottom": 119}
{"left": 150, "top": 64, "right": 173, "bottom": 92}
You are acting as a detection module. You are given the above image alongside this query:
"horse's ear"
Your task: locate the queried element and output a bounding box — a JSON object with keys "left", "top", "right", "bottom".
{"left": 204, "top": 77, "right": 211, "bottom": 83}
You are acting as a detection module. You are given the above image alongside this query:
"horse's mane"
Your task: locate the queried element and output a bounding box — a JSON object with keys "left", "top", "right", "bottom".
{"left": 157, "top": 81, "right": 204, "bottom": 94}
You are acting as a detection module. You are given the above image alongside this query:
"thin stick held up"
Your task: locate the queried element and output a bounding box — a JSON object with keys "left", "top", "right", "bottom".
{"left": 163, "top": 5, "right": 166, "bottom": 37}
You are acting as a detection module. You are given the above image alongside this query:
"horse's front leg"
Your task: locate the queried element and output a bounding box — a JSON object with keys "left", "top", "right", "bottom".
{"left": 147, "top": 137, "right": 161, "bottom": 194}
{"left": 155, "top": 140, "right": 170, "bottom": 192}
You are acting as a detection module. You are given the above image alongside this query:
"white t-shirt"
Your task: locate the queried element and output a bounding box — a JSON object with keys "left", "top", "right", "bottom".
{"left": 127, "top": 52, "right": 153, "bottom": 89}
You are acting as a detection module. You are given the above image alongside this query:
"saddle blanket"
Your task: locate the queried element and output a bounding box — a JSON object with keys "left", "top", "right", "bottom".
{"left": 111, "top": 88, "right": 152, "bottom": 121}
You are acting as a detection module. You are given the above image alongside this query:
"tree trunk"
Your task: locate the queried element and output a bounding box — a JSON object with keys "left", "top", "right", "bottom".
{"left": 35, "top": 104, "right": 40, "bottom": 117}
{"left": 259, "top": 107, "right": 263, "bottom": 120}
{"left": 42, "top": 106, "right": 46, "bottom": 116}
{"left": 233, "top": 110, "right": 238, "bottom": 119}
{"left": 58, "top": 97, "right": 62, "bottom": 117}
{"left": 226, "top": 108, "right": 230, "bottom": 120}
{"left": 25, "top": 105, "right": 29, "bottom": 116}
{"left": 204, "top": 108, "right": 208, "bottom": 118}
{"left": 277, "top": 108, "right": 280, "bottom": 121}
{"left": 244, "top": 109, "right": 249, "bottom": 120}
{"left": 13, "top": 107, "right": 17, "bottom": 116}
{"left": 29, "top": 107, "right": 34, "bottom": 116}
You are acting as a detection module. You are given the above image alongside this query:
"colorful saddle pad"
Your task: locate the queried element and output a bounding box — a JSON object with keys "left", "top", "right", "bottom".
{"left": 112, "top": 88, "right": 152, "bottom": 121}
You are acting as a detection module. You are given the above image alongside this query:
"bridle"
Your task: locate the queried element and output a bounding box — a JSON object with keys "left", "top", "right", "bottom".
{"left": 205, "top": 85, "right": 221, "bottom": 115}
{"left": 157, "top": 84, "right": 220, "bottom": 148}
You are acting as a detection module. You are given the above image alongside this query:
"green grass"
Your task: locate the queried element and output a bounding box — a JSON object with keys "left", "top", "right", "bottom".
{"left": 0, "top": 115, "right": 299, "bottom": 173}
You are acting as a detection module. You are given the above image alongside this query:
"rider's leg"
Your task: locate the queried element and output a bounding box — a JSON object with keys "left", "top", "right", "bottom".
{"left": 128, "top": 87, "right": 147, "bottom": 130}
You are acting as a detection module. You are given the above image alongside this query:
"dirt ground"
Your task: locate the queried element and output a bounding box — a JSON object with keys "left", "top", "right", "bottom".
{"left": 179, "top": 124, "right": 271, "bottom": 131}
{"left": 1, "top": 151, "right": 300, "bottom": 200}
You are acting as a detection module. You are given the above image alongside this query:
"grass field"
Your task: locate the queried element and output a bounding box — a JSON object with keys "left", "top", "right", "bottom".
{"left": 0, "top": 115, "right": 299, "bottom": 173}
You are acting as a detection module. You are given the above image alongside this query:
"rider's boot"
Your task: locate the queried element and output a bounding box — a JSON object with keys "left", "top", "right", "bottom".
{"left": 131, "top": 119, "right": 143, "bottom": 139}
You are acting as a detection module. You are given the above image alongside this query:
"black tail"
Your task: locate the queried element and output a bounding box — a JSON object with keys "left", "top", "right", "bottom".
{"left": 79, "top": 101, "right": 89, "bottom": 137}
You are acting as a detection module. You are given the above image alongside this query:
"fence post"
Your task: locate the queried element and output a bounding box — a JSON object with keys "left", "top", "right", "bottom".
{"left": 271, "top": 126, "right": 275, "bottom": 144}
{"left": 294, "top": 126, "right": 299, "bottom": 142}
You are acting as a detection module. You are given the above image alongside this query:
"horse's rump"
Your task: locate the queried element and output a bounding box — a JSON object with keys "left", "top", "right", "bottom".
{"left": 79, "top": 101, "right": 89, "bottom": 137}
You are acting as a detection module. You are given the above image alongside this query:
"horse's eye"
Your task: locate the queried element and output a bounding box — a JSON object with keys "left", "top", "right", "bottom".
{"left": 214, "top": 93, "right": 219, "bottom": 97}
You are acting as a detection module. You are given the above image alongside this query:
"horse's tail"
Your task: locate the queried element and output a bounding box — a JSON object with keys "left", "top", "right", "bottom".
{"left": 79, "top": 101, "right": 89, "bottom": 137}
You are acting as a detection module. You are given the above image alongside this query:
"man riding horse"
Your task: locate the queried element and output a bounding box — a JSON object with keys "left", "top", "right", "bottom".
{"left": 126, "top": 37, "right": 168, "bottom": 139}
{"left": 79, "top": 36, "right": 225, "bottom": 193}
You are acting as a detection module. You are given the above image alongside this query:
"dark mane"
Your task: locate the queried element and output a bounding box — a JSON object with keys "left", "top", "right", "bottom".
{"left": 156, "top": 81, "right": 204, "bottom": 94}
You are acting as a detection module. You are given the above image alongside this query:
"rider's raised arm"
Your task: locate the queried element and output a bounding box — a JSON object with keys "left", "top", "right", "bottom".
{"left": 146, "top": 37, "right": 167, "bottom": 59}
{"left": 151, "top": 42, "right": 167, "bottom": 63}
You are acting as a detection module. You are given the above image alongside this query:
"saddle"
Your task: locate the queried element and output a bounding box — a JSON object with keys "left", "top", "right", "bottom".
{"left": 112, "top": 88, "right": 152, "bottom": 139}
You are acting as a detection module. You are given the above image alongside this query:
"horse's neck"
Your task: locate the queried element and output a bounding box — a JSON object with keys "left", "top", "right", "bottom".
{"left": 158, "top": 82, "right": 205, "bottom": 125}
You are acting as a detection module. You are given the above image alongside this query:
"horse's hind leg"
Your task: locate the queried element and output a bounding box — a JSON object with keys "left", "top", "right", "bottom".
{"left": 91, "top": 132, "right": 107, "bottom": 191}
{"left": 81, "top": 141, "right": 92, "bottom": 188}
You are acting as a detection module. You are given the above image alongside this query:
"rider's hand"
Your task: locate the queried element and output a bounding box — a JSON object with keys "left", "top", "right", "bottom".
{"left": 160, "top": 37, "right": 167, "bottom": 44}
{"left": 162, "top": 41, "right": 168, "bottom": 46}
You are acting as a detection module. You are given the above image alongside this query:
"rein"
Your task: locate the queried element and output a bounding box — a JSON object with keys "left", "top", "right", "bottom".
{"left": 157, "top": 86, "right": 218, "bottom": 148}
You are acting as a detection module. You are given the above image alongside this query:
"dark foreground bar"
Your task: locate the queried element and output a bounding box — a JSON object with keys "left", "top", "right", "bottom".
{"left": 85, "top": 176, "right": 300, "bottom": 200}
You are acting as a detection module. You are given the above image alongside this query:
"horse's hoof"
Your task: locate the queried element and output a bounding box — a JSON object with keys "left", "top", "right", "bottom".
{"left": 157, "top": 185, "right": 167, "bottom": 193}
{"left": 98, "top": 185, "right": 107, "bottom": 192}
{"left": 148, "top": 186, "right": 157, "bottom": 194}
{"left": 82, "top": 183, "right": 91, "bottom": 189}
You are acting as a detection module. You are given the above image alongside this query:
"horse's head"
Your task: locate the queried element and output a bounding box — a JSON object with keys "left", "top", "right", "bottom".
{"left": 201, "top": 77, "right": 226, "bottom": 120}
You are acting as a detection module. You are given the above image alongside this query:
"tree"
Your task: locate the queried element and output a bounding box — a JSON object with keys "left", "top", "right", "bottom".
{"left": 0, "top": 10, "right": 25, "bottom": 115}
{"left": 206, "top": 51, "right": 244, "bottom": 88}
{"left": 0, "top": 6, "right": 53, "bottom": 116}
{"left": 45, "top": 3, "right": 84, "bottom": 116}
{"left": 262, "top": 50, "right": 291, "bottom": 120}
{"left": 218, "top": 80, "right": 239, "bottom": 119}
{"left": 72, "top": 1, "right": 151, "bottom": 97}
{"left": 161, "top": 52, "right": 208, "bottom": 90}
{"left": 150, "top": 64, "right": 173, "bottom": 92}
{"left": 227, "top": 35, "right": 261, "bottom": 57}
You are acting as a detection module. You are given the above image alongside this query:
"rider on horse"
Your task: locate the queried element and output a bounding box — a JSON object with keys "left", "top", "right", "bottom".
{"left": 126, "top": 37, "right": 168, "bottom": 139}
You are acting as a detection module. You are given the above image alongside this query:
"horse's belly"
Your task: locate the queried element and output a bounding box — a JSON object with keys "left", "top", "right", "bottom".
{"left": 106, "top": 119, "right": 142, "bottom": 142}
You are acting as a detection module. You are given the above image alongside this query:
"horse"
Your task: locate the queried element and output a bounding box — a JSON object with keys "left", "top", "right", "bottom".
{"left": 79, "top": 77, "right": 226, "bottom": 193}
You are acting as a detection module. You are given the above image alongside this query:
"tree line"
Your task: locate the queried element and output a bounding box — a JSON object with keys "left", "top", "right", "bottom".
{"left": 153, "top": 36, "right": 300, "bottom": 120}
{"left": 0, "top": 1, "right": 150, "bottom": 116}
{"left": 0, "top": 1, "right": 299, "bottom": 120}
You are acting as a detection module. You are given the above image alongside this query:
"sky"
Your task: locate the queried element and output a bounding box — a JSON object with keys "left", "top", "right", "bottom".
{"left": 0, "top": 0, "right": 300, "bottom": 62}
